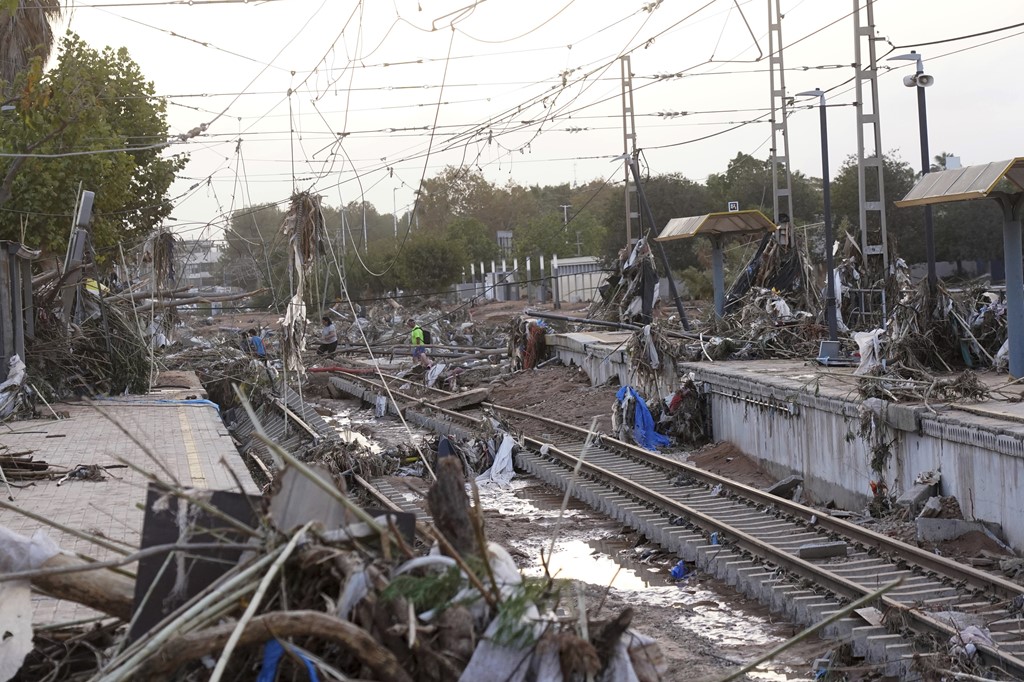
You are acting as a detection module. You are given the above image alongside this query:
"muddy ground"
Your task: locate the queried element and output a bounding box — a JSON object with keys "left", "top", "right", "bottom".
{"left": 478, "top": 477, "right": 833, "bottom": 682}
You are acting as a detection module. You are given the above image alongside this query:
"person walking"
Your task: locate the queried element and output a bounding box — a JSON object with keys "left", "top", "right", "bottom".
{"left": 406, "top": 318, "right": 433, "bottom": 368}
{"left": 318, "top": 316, "right": 338, "bottom": 357}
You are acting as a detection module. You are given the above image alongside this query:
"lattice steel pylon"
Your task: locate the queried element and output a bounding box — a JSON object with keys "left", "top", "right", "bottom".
{"left": 767, "top": 0, "right": 794, "bottom": 247}
{"left": 620, "top": 55, "right": 640, "bottom": 248}
{"left": 853, "top": 0, "right": 889, "bottom": 273}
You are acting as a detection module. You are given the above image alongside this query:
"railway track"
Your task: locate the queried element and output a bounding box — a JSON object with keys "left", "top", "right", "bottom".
{"left": 328, "top": 371, "right": 1024, "bottom": 678}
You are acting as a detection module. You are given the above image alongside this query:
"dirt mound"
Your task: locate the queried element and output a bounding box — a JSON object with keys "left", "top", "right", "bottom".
{"left": 488, "top": 364, "right": 619, "bottom": 431}
{"left": 686, "top": 441, "right": 777, "bottom": 489}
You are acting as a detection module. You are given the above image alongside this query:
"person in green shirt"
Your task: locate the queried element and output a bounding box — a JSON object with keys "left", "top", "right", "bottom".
{"left": 406, "top": 318, "right": 433, "bottom": 368}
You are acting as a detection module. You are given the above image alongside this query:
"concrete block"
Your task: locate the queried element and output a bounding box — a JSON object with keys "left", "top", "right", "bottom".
{"left": 916, "top": 517, "right": 989, "bottom": 543}
{"left": 764, "top": 475, "right": 803, "bottom": 499}
{"left": 796, "top": 541, "right": 848, "bottom": 560}
{"left": 850, "top": 626, "right": 889, "bottom": 657}
{"left": 896, "top": 482, "right": 937, "bottom": 514}
{"left": 884, "top": 403, "right": 921, "bottom": 433}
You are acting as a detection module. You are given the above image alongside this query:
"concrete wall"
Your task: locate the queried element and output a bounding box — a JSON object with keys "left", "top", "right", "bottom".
{"left": 688, "top": 364, "right": 1024, "bottom": 551}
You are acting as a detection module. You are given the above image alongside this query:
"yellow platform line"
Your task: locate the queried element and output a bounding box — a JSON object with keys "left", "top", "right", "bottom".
{"left": 178, "top": 408, "right": 207, "bottom": 487}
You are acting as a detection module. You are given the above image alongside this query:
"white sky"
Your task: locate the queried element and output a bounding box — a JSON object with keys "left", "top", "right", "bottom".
{"left": 57, "top": 0, "right": 1024, "bottom": 239}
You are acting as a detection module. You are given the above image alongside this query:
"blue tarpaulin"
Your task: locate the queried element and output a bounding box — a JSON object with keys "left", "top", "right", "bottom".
{"left": 616, "top": 385, "right": 670, "bottom": 451}
{"left": 257, "top": 639, "right": 320, "bottom": 682}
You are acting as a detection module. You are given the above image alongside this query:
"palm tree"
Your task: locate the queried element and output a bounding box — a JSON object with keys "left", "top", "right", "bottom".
{"left": 0, "top": 0, "right": 62, "bottom": 86}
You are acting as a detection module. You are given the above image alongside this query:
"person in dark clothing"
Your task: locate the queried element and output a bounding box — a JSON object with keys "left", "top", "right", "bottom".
{"left": 318, "top": 316, "right": 338, "bottom": 357}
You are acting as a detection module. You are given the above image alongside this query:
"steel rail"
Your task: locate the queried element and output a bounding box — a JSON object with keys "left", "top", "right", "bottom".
{"left": 487, "top": 402, "right": 1024, "bottom": 604}
{"left": 520, "top": 435, "right": 1024, "bottom": 678}
{"left": 330, "top": 371, "right": 1024, "bottom": 675}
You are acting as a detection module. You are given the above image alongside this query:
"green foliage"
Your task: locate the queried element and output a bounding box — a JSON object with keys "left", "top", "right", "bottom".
{"left": 0, "top": 33, "right": 186, "bottom": 256}
{"left": 447, "top": 217, "right": 499, "bottom": 263}
{"left": 678, "top": 265, "right": 712, "bottom": 300}
{"left": 706, "top": 153, "right": 820, "bottom": 225}
{"left": 396, "top": 231, "right": 467, "bottom": 290}
{"left": 514, "top": 211, "right": 606, "bottom": 261}
{"left": 381, "top": 567, "right": 463, "bottom": 613}
{"left": 490, "top": 578, "right": 559, "bottom": 648}
{"left": 830, "top": 152, "right": 917, "bottom": 260}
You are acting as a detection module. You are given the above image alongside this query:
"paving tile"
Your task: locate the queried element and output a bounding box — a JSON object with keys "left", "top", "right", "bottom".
{"left": 0, "top": 372, "right": 257, "bottom": 624}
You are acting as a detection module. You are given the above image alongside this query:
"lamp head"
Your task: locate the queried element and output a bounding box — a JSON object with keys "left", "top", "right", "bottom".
{"left": 795, "top": 88, "right": 826, "bottom": 105}
{"left": 888, "top": 50, "right": 926, "bottom": 79}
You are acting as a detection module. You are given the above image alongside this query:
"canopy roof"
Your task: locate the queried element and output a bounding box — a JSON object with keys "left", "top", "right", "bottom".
{"left": 656, "top": 210, "right": 776, "bottom": 242}
{"left": 895, "top": 158, "right": 1024, "bottom": 208}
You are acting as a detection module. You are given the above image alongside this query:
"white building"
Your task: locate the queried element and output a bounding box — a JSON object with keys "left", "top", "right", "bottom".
{"left": 180, "top": 240, "right": 225, "bottom": 289}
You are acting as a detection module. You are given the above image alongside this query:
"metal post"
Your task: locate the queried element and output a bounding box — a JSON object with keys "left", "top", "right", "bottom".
{"left": 853, "top": 0, "right": 889, "bottom": 273}
{"left": 819, "top": 100, "right": 838, "bottom": 342}
{"left": 999, "top": 195, "right": 1024, "bottom": 377}
{"left": 711, "top": 236, "right": 725, "bottom": 317}
{"left": 767, "top": 0, "right": 795, "bottom": 245}
{"left": 512, "top": 257, "right": 519, "bottom": 300}
{"left": 628, "top": 157, "right": 691, "bottom": 331}
{"left": 526, "top": 257, "right": 532, "bottom": 303}
{"left": 392, "top": 188, "right": 398, "bottom": 239}
{"left": 620, "top": 56, "right": 638, "bottom": 248}
{"left": 917, "top": 77, "right": 937, "bottom": 293}
{"left": 552, "top": 255, "right": 561, "bottom": 310}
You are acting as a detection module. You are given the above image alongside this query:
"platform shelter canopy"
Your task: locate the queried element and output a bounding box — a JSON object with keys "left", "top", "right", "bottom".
{"left": 656, "top": 210, "right": 776, "bottom": 242}
{"left": 895, "top": 158, "right": 1024, "bottom": 208}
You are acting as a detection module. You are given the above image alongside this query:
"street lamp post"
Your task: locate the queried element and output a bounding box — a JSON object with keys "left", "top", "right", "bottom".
{"left": 797, "top": 88, "right": 838, "bottom": 342}
{"left": 888, "top": 50, "right": 936, "bottom": 293}
{"left": 392, "top": 188, "right": 399, "bottom": 239}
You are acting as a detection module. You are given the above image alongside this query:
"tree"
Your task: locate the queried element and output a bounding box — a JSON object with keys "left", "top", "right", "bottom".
{"left": 706, "top": 152, "right": 820, "bottom": 225}
{"left": 221, "top": 203, "right": 286, "bottom": 299}
{"left": 414, "top": 166, "right": 495, "bottom": 232}
{"left": 598, "top": 172, "right": 716, "bottom": 266}
{"left": 396, "top": 232, "right": 466, "bottom": 292}
{"left": 446, "top": 217, "right": 499, "bottom": 263}
{"left": 0, "top": 0, "right": 60, "bottom": 87}
{"left": 0, "top": 34, "right": 186, "bottom": 255}
{"left": 830, "top": 152, "right": 918, "bottom": 261}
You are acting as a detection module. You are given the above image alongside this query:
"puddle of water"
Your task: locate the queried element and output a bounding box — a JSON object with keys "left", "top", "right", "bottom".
{"left": 321, "top": 399, "right": 427, "bottom": 453}
{"left": 497, "top": 478, "right": 804, "bottom": 668}
{"left": 476, "top": 478, "right": 586, "bottom": 519}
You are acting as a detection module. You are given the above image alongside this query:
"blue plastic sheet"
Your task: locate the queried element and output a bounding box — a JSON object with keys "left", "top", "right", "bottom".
{"left": 257, "top": 639, "right": 320, "bottom": 682}
{"left": 615, "top": 385, "right": 670, "bottom": 451}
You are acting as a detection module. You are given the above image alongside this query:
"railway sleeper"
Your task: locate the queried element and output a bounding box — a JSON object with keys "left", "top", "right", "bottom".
{"left": 515, "top": 447, "right": 928, "bottom": 679}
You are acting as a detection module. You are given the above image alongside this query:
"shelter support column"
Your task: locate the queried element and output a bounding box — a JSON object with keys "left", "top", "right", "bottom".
{"left": 711, "top": 235, "right": 725, "bottom": 318}
{"left": 999, "top": 194, "right": 1024, "bottom": 378}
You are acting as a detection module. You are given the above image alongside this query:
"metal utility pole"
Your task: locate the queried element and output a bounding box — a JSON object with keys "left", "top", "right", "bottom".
{"left": 853, "top": 0, "right": 889, "bottom": 273}
{"left": 620, "top": 56, "right": 639, "bottom": 249}
{"left": 767, "top": 0, "right": 795, "bottom": 244}
{"left": 392, "top": 188, "right": 399, "bottom": 239}
{"left": 629, "top": 155, "right": 691, "bottom": 331}
{"left": 798, "top": 89, "right": 839, "bottom": 342}
{"left": 888, "top": 50, "right": 937, "bottom": 293}
{"left": 559, "top": 203, "right": 571, "bottom": 225}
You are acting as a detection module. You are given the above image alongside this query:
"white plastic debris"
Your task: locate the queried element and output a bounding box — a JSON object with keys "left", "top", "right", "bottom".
{"left": 853, "top": 329, "right": 885, "bottom": 376}
{"left": 476, "top": 434, "right": 516, "bottom": 487}
{"left": 0, "top": 527, "right": 61, "bottom": 682}
{"left": 426, "top": 363, "right": 446, "bottom": 388}
{"left": 949, "top": 625, "right": 993, "bottom": 659}
{"left": 0, "top": 355, "right": 27, "bottom": 418}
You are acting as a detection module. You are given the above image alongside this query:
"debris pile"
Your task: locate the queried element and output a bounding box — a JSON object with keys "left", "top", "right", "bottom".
{"left": 28, "top": 273, "right": 153, "bottom": 397}
{"left": 588, "top": 237, "right": 659, "bottom": 325}
{"left": 507, "top": 315, "right": 547, "bottom": 371}
{"left": 1, "top": 441, "right": 666, "bottom": 681}
{"left": 280, "top": 192, "right": 327, "bottom": 374}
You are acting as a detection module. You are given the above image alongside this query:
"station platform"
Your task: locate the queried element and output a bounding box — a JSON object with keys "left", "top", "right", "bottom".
{"left": 548, "top": 330, "right": 1024, "bottom": 552}
{"left": 0, "top": 371, "right": 256, "bottom": 623}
